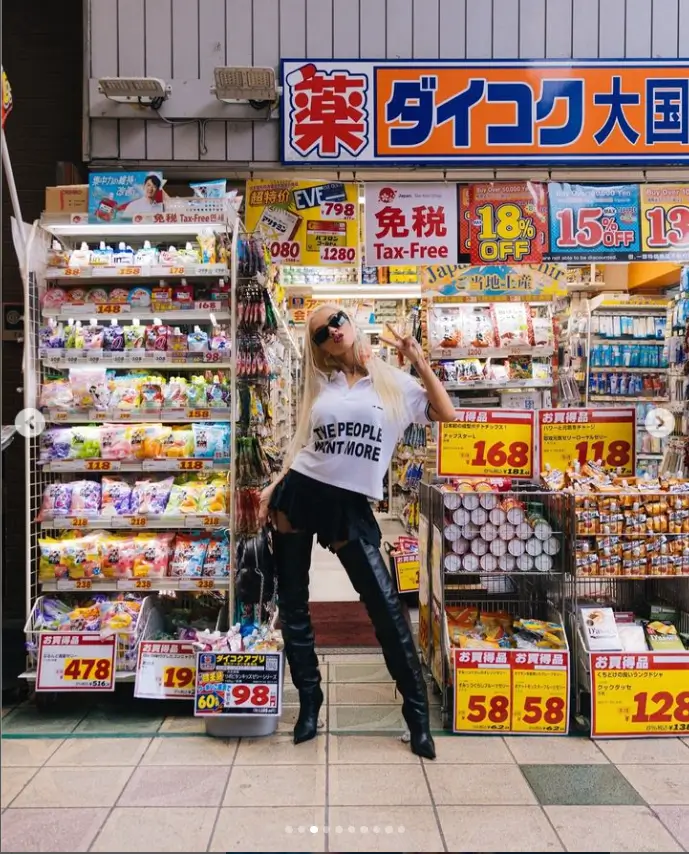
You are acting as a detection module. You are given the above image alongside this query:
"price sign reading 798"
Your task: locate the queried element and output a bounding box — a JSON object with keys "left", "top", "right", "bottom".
{"left": 438, "top": 409, "right": 534, "bottom": 479}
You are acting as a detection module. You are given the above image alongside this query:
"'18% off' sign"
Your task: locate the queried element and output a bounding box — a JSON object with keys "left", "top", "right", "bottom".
{"left": 438, "top": 409, "right": 534, "bottom": 479}
{"left": 538, "top": 408, "right": 635, "bottom": 477}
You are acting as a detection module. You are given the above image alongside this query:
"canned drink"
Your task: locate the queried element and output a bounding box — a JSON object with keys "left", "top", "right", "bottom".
{"left": 462, "top": 492, "right": 480, "bottom": 511}
{"left": 525, "top": 537, "right": 543, "bottom": 557}
{"left": 480, "top": 522, "right": 498, "bottom": 541}
{"left": 499, "top": 554, "right": 517, "bottom": 572}
{"left": 480, "top": 553, "right": 498, "bottom": 572}
{"left": 471, "top": 537, "right": 489, "bottom": 556}
{"left": 502, "top": 497, "right": 525, "bottom": 524}
{"left": 534, "top": 553, "right": 554, "bottom": 572}
{"left": 527, "top": 512, "right": 553, "bottom": 541}
{"left": 498, "top": 522, "right": 516, "bottom": 541}
{"left": 462, "top": 523, "right": 480, "bottom": 540}
{"left": 443, "top": 491, "right": 462, "bottom": 510}
{"left": 517, "top": 553, "right": 534, "bottom": 572}
{"left": 515, "top": 521, "right": 532, "bottom": 541}
{"left": 452, "top": 508, "right": 471, "bottom": 527}
{"left": 451, "top": 537, "right": 470, "bottom": 556}
{"left": 489, "top": 507, "right": 507, "bottom": 526}
{"left": 479, "top": 492, "right": 499, "bottom": 510}
{"left": 508, "top": 537, "right": 526, "bottom": 556}
{"left": 489, "top": 537, "right": 508, "bottom": 557}
{"left": 462, "top": 553, "right": 480, "bottom": 573}
{"left": 444, "top": 553, "right": 462, "bottom": 573}
{"left": 444, "top": 524, "right": 462, "bottom": 542}
{"left": 470, "top": 507, "right": 488, "bottom": 526}
{"left": 543, "top": 536, "right": 561, "bottom": 556}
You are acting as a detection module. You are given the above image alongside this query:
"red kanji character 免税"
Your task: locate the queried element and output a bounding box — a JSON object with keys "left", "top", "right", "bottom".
{"left": 411, "top": 205, "right": 447, "bottom": 238}
{"left": 375, "top": 206, "right": 408, "bottom": 239}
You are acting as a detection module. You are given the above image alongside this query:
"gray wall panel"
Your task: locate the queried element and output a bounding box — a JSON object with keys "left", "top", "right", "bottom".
{"left": 438, "top": 0, "right": 466, "bottom": 58}
{"left": 545, "top": 0, "right": 573, "bottom": 58}
{"left": 387, "top": 0, "right": 414, "bottom": 58}
{"left": 625, "top": 0, "right": 652, "bottom": 57}
{"left": 598, "top": 0, "right": 625, "bottom": 57}
{"left": 493, "top": 0, "right": 519, "bottom": 58}
{"left": 333, "top": 0, "right": 359, "bottom": 56}
{"left": 652, "top": 0, "right": 680, "bottom": 56}
{"left": 412, "top": 0, "right": 439, "bottom": 58}
{"left": 465, "top": 0, "right": 492, "bottom": 58}
{"left": 520, "top": 0, "right": 546, "bottom": 58}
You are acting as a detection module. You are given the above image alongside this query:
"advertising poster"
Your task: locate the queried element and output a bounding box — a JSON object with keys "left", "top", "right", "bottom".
{"left": 194, "top": 651, "right": 283, "bottom": 716}
{"left": 457, "top": 184, "right": 472, "bottom": 260}
{"left": 421, "top": 263, "right": 567, "bottom": 299}
{"left": 364, "top": 183, "right": 458, "bottom": 266}
{"left": 547, "top": 183, "right": 641, "bottom": 261}
{"left": 640, "top": 184, "right": 689, "bottom": 262}
{"left": 88, "top": 171, "right": 164, "bottom": 222}
{"left": 245, "top": 179, "right": 359, "bottom": 267}
{"left": 469, "top": 182, "right": 549, "bottom": 264}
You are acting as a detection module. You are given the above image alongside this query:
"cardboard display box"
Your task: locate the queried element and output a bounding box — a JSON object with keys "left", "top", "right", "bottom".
{"left": 45, "top": 185, "right": 88, "bottom": 213}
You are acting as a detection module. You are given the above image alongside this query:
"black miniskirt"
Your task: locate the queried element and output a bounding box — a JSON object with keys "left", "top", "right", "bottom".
{"left": 269, "top": 469, "right": 381, "bottom": 550}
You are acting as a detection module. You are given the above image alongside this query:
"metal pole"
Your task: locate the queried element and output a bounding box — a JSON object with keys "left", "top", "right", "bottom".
{"left": 2, "top": 128, "right": 26, "bottom": 260}
{"left": 228, "top": 218, "right": 240, "bottom": 628}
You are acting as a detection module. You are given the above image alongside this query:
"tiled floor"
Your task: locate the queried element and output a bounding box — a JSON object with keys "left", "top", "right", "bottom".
{"left": 2, "top": 656, "right": 689, "bottom": 852}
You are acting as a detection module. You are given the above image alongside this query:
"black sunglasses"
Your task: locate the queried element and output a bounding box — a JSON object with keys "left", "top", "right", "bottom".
{"left": 311, "top": 310, "right": 348, "bottom": 346}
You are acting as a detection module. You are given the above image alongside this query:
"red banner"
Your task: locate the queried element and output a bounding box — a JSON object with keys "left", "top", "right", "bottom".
{"left": 469, "top": 182, "right": 549, "bottom": 264}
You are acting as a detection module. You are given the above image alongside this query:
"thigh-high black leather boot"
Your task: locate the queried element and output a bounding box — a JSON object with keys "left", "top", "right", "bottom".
{"left": 336, "top": 538, "right": 435, "bottom": 760}
{"left": 274, "top": 531, "right": 323, "bottom": 744}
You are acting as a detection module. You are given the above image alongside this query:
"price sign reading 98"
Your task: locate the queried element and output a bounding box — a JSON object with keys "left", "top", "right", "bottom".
{"left": 194, "top": 650, "right": 283, "bottom": 717}
{"left": 438, "top": 410, "right": 534, "bottom": 479}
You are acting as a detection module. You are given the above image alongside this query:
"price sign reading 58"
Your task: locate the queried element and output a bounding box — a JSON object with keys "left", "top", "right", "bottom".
{"left": 438, "top": 409, "right": 534, "bottom": 479}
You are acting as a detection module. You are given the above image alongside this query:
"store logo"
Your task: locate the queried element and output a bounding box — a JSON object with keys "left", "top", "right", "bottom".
{"left": 377, "top": 187, "right": 397, "bottom": 203}
{"left": 644, "top": 407, "right": 675, "bottom": 439}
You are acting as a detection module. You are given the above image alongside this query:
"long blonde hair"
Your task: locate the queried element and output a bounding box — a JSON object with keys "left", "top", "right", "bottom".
{"left": 282, "top": 304, "right": 406, "bottom": 472}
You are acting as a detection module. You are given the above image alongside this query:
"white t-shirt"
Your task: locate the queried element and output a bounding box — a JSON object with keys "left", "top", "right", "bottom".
{"left": 290, "top": 367, "right": 432, "bottom": 500}
{"left": 123, "top": 197, "right": 164, "bottom": 216}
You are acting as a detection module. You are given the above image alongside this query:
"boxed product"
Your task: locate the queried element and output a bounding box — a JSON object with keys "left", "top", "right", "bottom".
{"left": 45, "top": 185, "right": 89, "bottom": 213}
{"left": 579, "top": 606, "right": 622, "bottom": 651}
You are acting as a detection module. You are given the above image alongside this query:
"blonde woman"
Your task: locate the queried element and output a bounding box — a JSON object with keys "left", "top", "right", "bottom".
{"left": 259, "top": 305, "right": 456, "bottom": 759}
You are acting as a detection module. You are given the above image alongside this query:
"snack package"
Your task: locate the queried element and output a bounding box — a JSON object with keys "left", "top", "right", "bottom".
{"left": 131, "top": 477, "right": 173, "bottom": 515}
{"left": 197, "top": 230, "right": 216, "bottom": 264}
{"left": 63, "top": 534, "right": 102, "bottom": 579}
{"left": 165, "top": 479, "right": 203, "bottom": 515}
{"left": 86, "top": 287, "right": 109, "bottom": 305}
{"left": 70, "top": 480, "right": 102, "bottom": 516}
{"left": 144, "top": 325, "right": 170, "bottom": 352}
{"left": 198, "top": 476, "right": 228, "bottom": 514}
{"left": 131, "top": 533, "right": 174, "bottom": 578}
{"left": 163, "top": 378, "right": 187, "bottom": 410}
{"left": 203, "top": 534, "right": 230, "bottom": 577}
{"left": 140, "top": 380, "right": 165, "bottom": 411}
{"left": 39, "top": 379, "right": 74, "bottom": 411}
{"left": 161, "top": 426, "right": 194, "bottom": 458}
{"left": 190, "top": 179, "right": 226, "bottom": 198}
{"left": 109, "top": 287, "right": 130, "bottom": 305}
{"left": 39, "top": 323, "right": 66, "bottom": 351}
{"left": 101, "top": 477, "right": 132, "bottom": 515}
{"left": 39, "top": 428, "right": 73, "bottom": 463}
{"left": 187, "top": 328, "right": 209, "bottom": 352}
{"left": 100, "top": 424, "right": 132, "bottom": 460}
{"left": 170, "top": 534, "right": 210, "bottom": 577}
{"left": 101, "top": 534, "right": 136, "bottom": 578}
{"left": 139, "top": 424, "right": 170, "bottom": 459}
{"left": 68, "top": 426, "right": 101, "bottom": 460}
{"left": 69, "top": 368, "right": 109, "bottom": 410}
{"left": 99, "top": 595, "right": 143, "bottom": 631}
{"left": 193, "top": 423, "right": 230, "bottom": 459}
{"left": 491, "top": 303, "right": 533, "bottom": 348}
{"left": 124, "top": 324, "right": 145, "bottom": 350}
{"left": 103, "top": 323, "right": 125, "bottom": 352}
{"left": 107, "top": 375, "right": 140, "bottom": 410}
{"left": 39, "top": 537, "right": 68, "bottom": 581}
{"left": 128, "top": 287, "right": 152, "bottom": 308}
{"left": 41, "top": 483, "right": 73, "bottom": 517}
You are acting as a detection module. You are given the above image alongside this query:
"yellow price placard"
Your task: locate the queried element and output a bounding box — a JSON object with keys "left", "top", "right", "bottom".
{"left": 454, "top": 650, "right": 511, "bottom": 733}
{"left": 394, "top": 555, "right": 420, "bottom": 594}
{"left": 640, "top": 184, "right": 689, "bottom": 260}
{"left": 438, "top": 409, "right": 534, "bottom": 479}
{"left": 512, "top": 652, "right": 569, "bottom": 734}
{"left": 591, "top": 652, "right": 689, "bottom": 737}
{"left": 538, "top": 408, "right": 635, "bottom": 476}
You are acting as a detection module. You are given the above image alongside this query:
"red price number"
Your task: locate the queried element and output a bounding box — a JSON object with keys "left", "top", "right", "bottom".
{"left": 202, "top": 516, "right": 220, "bottom": 527}
{"left": 71, "top": 517, "right": 88, "bottom": 528}
{"left": 320, "top": 201, "right": 356, "bottom": 220}
{"left": 118, "top": 266, "right": 142, "bottom": 276}
{"left": 203, "top": 351, "right": 221, "bottom": 363}
{"left": 63, "top": 267, "right": 82, "bottom": 277}
{"left": 196, "top": 579, "right": 214, "bottom": 590}
{"left": 320, "top": 246, "right": 356, "bottom": 263}
{"left": 471, "top": 441, "right": 529, "bottom": 470}
{"left": 556, "top": 207, "right": 636, "bottom": 249}
{"left": 188, "top": 409, "right": 210, "bottom": 419}
{"left": 97, "top": 304, "right": 121, "bottom": 315}
{"left": 229, "top": 684, "right": 272, "bottom": 707}
{"left": 163, "top": 666, "right": 195, "bottom": 689}
{"left": 269, "top": 241, "right": 301, "bottom": 262}
{"left": 178, "top": 459, "right": 204, "bottom": 471}
{"left": 63, "top": 658, "right": 112, "bottom": 681}
{"left": 574, "top": 440, "right": 630, "bottom": 469}
{"left": 521, "top": 696, "right": 567, "bottom": 727}
{"left": 169, "top": 267, "right": 185, "bottom": 276}
{"left": 74, "top": 579, "right": 92, "bottom": 590}
{"left": 85, "top": 460, "right": 111, "bottom": 471}
{"left": 129, "top": 516, "right": 147, "bottom": 528}
{"left": 645, "top": 205, "right": 689, "bottom": 248}
{"left": 135, "top": 579, "right": 151, "bottom": 590}
{"left": 631, "top": 691, "right": 689, "bottom": 724}
{"left": 466, "top": 694, "right": 510, "bottom": 724}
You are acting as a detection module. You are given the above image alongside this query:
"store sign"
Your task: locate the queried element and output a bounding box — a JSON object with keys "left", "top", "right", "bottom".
{"left": 88, "top": 171, "right": 164, "bottom": 223}
{"left": 1, "top": 68, "right": 11, "bottom": 128}
{"left": 134, "top": 641, "right": 196, "bottom": 700}
{"left": 468, "top": 182, "right": 548, "bottom": 264}
{"left": 245, "top": 179, "right": 359, "bottom": 267}
{"left": 438, "top": 409, "right": 535, "bottom": 480}
{"left": 454, "top": 649, "right": 569, "bottom": 735}
{"left": 590, "top": 652, "right": 689, "bottom": 737}
{"left": 364, "top": 183, "right": 457, "bottom": 266}
{"left": 393, "top": 553, "right": 420, "bottom": 594}
{"left": 421, "top": 263, "right": 567, "bottom": 299}
{"left": 640, "top": 184, "right": 689, "bottom": 261}
{"left": 538, "top": 408, "right": 635, "bottom": 477}
{"left": 194, "top": 651, "right": 283, "bottom": 716}
{"left": 281, "top": 60, "right": 689, "bottom": 166}
{"left": 36, "top": 633, "right": 116, "bottom": 692}
{"left": 547, "top": 183, "right": 641, "bottom": 261}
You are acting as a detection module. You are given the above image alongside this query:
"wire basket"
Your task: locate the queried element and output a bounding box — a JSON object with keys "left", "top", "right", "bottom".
{"left": 24, "top": 595, "right": 164, "bottom": 673}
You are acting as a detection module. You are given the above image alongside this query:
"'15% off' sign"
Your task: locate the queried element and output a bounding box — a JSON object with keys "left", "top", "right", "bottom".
{"left": 438, "top": 409, "right": 534, "bottom": 479}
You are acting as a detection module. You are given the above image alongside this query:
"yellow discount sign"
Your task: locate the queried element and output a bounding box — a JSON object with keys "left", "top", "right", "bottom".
{"left": 454, "top": 650, "right": 511, "bottom": 733}
{"left": 640, "top": 184, "right": 689, "bottom": 262}
{"left": 512, "top": 651, "right": 569, "bottom": 734}
{"left": 245, "top": 179, "right": 359, "bottom": 267}
{"left": 591, "top": 652, "right": 689, "bottom": 737}
{"left": 438, "top": 409, "right": 534, "bottom": 479}
{"left": 394, "top": 554, "right": 420, "bottom": 594}
{"left": 538, "top": 408, "right": 635, "bottom": 476}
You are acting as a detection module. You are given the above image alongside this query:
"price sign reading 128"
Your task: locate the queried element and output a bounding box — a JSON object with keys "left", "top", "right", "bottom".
{"left": 438, "top": 409, "right": 534, "bottom": 479}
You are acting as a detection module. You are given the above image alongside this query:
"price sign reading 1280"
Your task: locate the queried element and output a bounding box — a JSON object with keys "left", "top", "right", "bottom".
{"left": 438, "top": 409, "right": 534, "bottom": 479}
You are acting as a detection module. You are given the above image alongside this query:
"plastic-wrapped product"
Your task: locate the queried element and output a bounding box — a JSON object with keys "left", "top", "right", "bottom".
{"left": 70, "top": 480, "right": 102, "bottom": 516}
{"left": 203, "top": 534, "right": 230, "bottom": 577}
{"left": 131, "top": 477, "right": 173, "bottom": 515}
{"left": 41, "top": 483, "right": 73, "bottom": 517}
{"left": 131, "top": 533, "right": 174, "bottom": 578}
{"left": 165, "top": 479, "right": 203, "bottom": 515}
{"left": 101, "top": 534, "right": 136, "bottom": 578}
{"left": 68, "top": 426, "right": 102, "bottom": 460}
{"left": 193, "top": 423, "right": 230, "bottom": 459}
{"left": 100, "top": 424, "right": 133, "bottom": 461}
{"left": 101, "top": 477, "right": 132, "bottom": 515}
{"left": 170, "top": 534, "right": 210, "bottom": 577}
{"left": 39, "top": 428, "right": 73, "bottom": 463}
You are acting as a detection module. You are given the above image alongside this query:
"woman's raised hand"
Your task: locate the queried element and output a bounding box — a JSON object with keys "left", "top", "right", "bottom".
{"left": 379, "top": 323, "right": 424, "bottom": 367}
{"left": 258, "top": 484, "right": 274, "bottom": 526}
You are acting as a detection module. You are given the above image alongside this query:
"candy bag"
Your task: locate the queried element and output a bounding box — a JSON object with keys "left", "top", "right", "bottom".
{"left": 70, "top": 480, "right": 102, "bottom": 516}
{"left": 39, "top": 537, "right": 68, "bottom": 581}
{"left": 100, "top": 424, "right": 132, "bottom": 461}
{"left": 161, "top": 427, "right": 194, "bottom": 458}
{"left": 101, "top": 477, "right": 132, "bottom": 515}
{"left": 39, "top": 428, "right": 72, "bottom": 463}
{"left": 41, "top": 483, "right": 73, "bottom": 517}
{"left": 197, "top": 477, "right": 228, "bottom": 514}
{"left": 68, "top": 426, "right": 101, "bottom": 459}
{"left": 170, "top": 534, "right": 210, "bottom": 577}
{"left": 64, "top": 534, "right": 102, "bottom": 579}
{"left": 165, "top": 480, "right": 203, "bottom": 515}
{"left": 39, "top": 379, "right": 74, "bottom": 411}
{"left": 193, "top": 423, "right": 230, "bottom": 459}
{"left": 203, "top": 534, "right": 230, "bottom": 577}
{"left": 131, "top": 477, "right": 173, "bottom": 515}
{"left": 101, "top": 534, "right": 136, "bottom": 578}
{"left": 132, "top": 533, "right": 174, "bottom": 578}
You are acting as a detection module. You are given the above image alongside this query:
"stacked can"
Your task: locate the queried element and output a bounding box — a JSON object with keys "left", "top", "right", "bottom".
{"left": 442, "top": 490, "right": 560, "bottom": 573}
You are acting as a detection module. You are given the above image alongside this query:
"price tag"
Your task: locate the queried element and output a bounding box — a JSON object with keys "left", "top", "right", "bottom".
{"left": 118, "top": 266, "right": 142, "bottom": 276}
{"left": 114, "top": 410, "right": 131, "bottom": 420}
{"left": 319, "top": 201, "right": 357, "bottom": 221}
{"left": 319, "top": 245, "right": 357, "bottom": 264}
{"left": 135, "top": 641, "right": 196, "bottom": 699}
{"left": 179, "top": 577, "right": 215, "bottom": 591}
{"left": 194, "top": 650, "right": 283, "bottom": 717}
{"left": 453, "top": 650, "right": 511, "bottom": 733}
{"left": 111, "top": 353, "right": 127, "bottom": 364}
{"left": 394, "top": 554, "right": 420, "bottom": 594}
{"left": 538, "top": 408, "right": 635, "bottom": 477}
{"left": 62, "top": 267, "right": 83, "bottom": 277}
{"left": 153, "top": 352, "right": 168, "bottom": 363}
{"left": 118, "top": 578, "right": 154, "bottom": 591}
{"left": 268, "top": 240, "right": 301, "bottom": 264}
{"left": 512, "top": 651, "right": 569, "bottom": 734}
{"left": 194, "top": 300, "right": 221, "bottom": 311}
{"left": 129, "top": 349, "right": 145, "bottom": 364}
{"left": 89, "top": 410, "right": 108, "bottom": 422}
{"left": 177, "top": 459, "right": 209, "bottom": 472}
{"left": 36, "top": 633, "right": 116, "bottom": 691}
{"left": 591, "top": 652, "right": 689, "bottom": 737}
{"left": 438, "top": 409, "right": 534, "bottom": 479}
{"left": 169, "top": 267, "right": 185, "bottom": 276}
{"left": 97, "top": 304, "right": 122, "bottom": 315}
{"left": 203, "top": 351, "right": 222, "bottom": 363}
{"left": 85, "top": 460, "right": 115, "bottom": 472}
{"left": 128, "top": 516, "right": 148, "bottom": 528}
{"left": 65, "top": 354, "right": 80, "bottom": 365}
{"left": 57, "top": 578, "right": 94, "bottom": 591}
{"left": 70, "top": 517, "right": 89, "bottom": 528}
{"left": 640, "top": 184, "right": 689, "bottom": 262}
{"left": 186, "top": 408, "right": 211, "bottom": 419}
{"left": 50, "top": 411, "right": 69, "bottom": 423}
{"left": 86, "top": 350, "right": 103, "bottom": 364}
{"left": 202, "top": 516, "right": 220, "bottom": 527}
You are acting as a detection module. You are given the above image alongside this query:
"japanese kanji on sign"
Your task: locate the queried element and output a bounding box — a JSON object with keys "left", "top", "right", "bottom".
{"left": 134, "top": 641, "right": 196, "bottom": 700}
{"left": 421, "top": 263, "right": 567, "bottom": 299}
{"left": 36, "top": 633, "right": 116, "bottom": 692}
{"left": 364, "top": 183, "right": 458, "bottom": 266}
{"left": 281, "top": 60, "right": 689, "bottom": 166}
{"left": 639, "top": 184, "right": 689, "bottom": 262}
{"left": 468, "top": 182, "right": 549, "bottom": 264}
{"left": 194, "top": 651, "right": 283, "bottom": 717}
{"left": 538, "top": 408, "right": 636, "bottom": 478}
{"left": 245, "top": 178, "right": 359, "bottom": 267}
